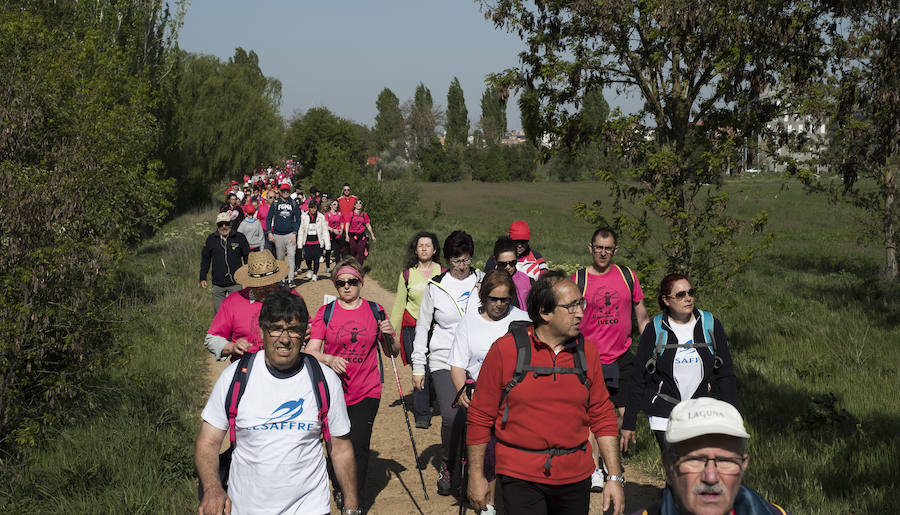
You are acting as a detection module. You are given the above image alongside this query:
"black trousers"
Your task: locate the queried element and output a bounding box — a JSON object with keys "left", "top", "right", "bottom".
{"left": 498, "top": 475, "right": 591, "bottom": 515}
{"left": 401, "top": 326, "right": 433, "bottom": 423}
{"left": 348, "top": 397, "right": 380, "bottom": 501}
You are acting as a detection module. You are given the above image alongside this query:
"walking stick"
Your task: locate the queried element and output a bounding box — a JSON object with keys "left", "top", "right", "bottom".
{"left": 378, "top": 310, "right": 429, "bottom": 501}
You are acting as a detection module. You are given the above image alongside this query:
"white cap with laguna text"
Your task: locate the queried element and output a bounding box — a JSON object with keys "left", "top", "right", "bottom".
{"left": 665, "top": 397, "right": 751, "bottom": 445}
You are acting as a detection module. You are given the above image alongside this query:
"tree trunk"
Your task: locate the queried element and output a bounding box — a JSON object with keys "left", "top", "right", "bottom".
{"left": 885, "top": 164, "right": 897, "bottom": 280}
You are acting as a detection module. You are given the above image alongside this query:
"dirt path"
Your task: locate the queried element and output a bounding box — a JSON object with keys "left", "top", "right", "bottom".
{"left": 202, "top": 269, "right": 664, "bottom": 514}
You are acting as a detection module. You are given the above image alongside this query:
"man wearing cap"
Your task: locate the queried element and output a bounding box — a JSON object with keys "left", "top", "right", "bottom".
{"left": 230, "top": 180, "right": 244, "bottom": 202}
{"left": 204, "top": 250, "right": 303, "bottom": 361}
{"left": 632, "top": 398, "right": 789, "bottom": 515}
{"left": 266, "top": 184, "right": 301, "bottom": 286}
{"left": 200, "top": 213, "right": 251, "bottom": 313}
{"left": 196, "top": 290, "right": 360, "bottom": 515}
{"left": 484, "top": 220, "right": 548, "bottom": 280}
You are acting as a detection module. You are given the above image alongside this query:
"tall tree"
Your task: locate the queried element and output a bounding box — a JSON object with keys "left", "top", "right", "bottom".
{"left": 445, "top": 77, "right": 469, "bottom": 147}
{"left": 480, "top": 0, "right": 829, "bottom": 286}
{"left": 792, "top": 1, "right": 900, "bottom": 279}
{"left": 480, "top": 85, "right": 507, "bottom": 145}
{"left": 518, "top": 86, "right": 542, "bottom": 147}
{"left": 408, "top": 83, "right": 438, "bottom": 158}
{"left": 284, "top": 107, "right": 363, "bottom": 174}
{"left": 373, "top": 88, "right": 404, "bottom": 153}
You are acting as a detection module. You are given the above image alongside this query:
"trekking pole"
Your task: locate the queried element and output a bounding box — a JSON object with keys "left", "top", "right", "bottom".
{"left": 378, "top": 310, "right": 429, "bottom": 501}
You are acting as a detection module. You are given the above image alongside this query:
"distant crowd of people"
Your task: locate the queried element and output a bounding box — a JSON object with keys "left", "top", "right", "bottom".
{"left": 196, "top": 175, "right": 789, "bottom": 515}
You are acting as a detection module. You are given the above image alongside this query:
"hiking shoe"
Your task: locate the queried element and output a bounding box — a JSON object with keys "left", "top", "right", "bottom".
{"left": 306, "top": 270, "right": 313, "bottom": 280}
{"left": 590, "top": 468, "right": 605, "bottom": 493}
{"left": 311, "top": 274, "right": 318, "bottom": 282}
{"left": 415, "top": 417, "right": 430, "bottom": 429}
{"left": 479, "top": 505, "right": 496, "bottom": 515}
{"left": 437, "top": 460, "right": 452, "bottom": 495}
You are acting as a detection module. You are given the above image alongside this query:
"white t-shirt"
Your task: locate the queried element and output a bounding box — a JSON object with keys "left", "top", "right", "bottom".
{"left": 649, "top": 316, "right": 702, "bottom": 431}
{"left": 201, "top": 352, "right": 351, "bottom": 514}
{"left": 448, "top": 307, "right": 531, "bottom": 380}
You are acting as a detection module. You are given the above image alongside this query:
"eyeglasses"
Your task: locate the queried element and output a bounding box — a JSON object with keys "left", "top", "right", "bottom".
{"left": 335, "top": 278, "right": 360, "bottom": 288}
{"left": 486, "top": 296, "right": 512, "bottom": 304}
{"left": 496, "top": 260, "right": 517, "bottom": 269}
{"left": 591, "top": 244, "right": 616, "bottom": 254}
{"left": 556, "top": 298, "right": 587, "bottom": 314}
{"left": 450, "top": 257, "right": 472, "bottom": 266}
{"left": 266, "top": 326, "right": 304, "bottom": 339}
{"left": 666, "top": 288, "right": 697, "bottom": 300}
{"left": 672, "top": 454, "right": 746, "bottom": 475}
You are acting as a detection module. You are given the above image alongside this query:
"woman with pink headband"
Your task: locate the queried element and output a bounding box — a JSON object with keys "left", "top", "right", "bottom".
{"left": 305, "top": 257, "right": 400, "bottom": 508}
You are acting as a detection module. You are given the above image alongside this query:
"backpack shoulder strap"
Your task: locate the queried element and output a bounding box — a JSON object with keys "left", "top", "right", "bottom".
{"left": 614, "top": 264, "right": 635, "bottom": 300}
{"left": 303, "top": 353, "right": 332, "bottom": 442}
{"left": 369, "top": 300, "right": 386, "bottom": 384}
{"left": 576, "top": 268, "right": 587, "bottom": 296}
{"left": 652, "top": 314, "right": 667, "bottom": 357}
{"left": 572, "top": 335, "right": 591, "bottom": 389}
{"left": 698, "top": 309, "right": 715, "bottom": 353}
{"left": 323, "top": 300, "right": 336, "bottom": 327}
{"left": 225, "top": 353, "right": 256, "bottom": 444}
{"left": 499, "top": 322, "right": 533, "bottom": 425}
{"left": 402, "top": 268, "right": 410, "bottom": 287}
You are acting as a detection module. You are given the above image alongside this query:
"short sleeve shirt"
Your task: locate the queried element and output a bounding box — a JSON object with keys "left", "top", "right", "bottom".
{"left": 345, "top": 212, "right": 370, "bottom": 235}
{"left": 448, "top": 307, "right": 531, "bottom": 380}
{"left": 201, "top": 352, "right": 351, "bottom": 514}
{"left": 310, "top": 300, "right": 383, "bottom": 405}
{"left": 573, "top": 267, "right": 644, "bottom": 363}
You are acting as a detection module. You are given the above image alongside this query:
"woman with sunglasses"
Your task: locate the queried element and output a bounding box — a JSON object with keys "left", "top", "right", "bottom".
{"left": 620, "top": 273, "right": 738, "bottom": 453}
{"left": 448, "top": 270, "right": 530, "bottom": 514}
{"left": 491, "top": 236, "right": 533, "bottom": 310}
{"left": 324, "top": 200, "right": 345, "bottom": 271}
{"left": 410, "top": 230, "right": 483, "bottom": 496}
{"left": 345, "top": 199, "right": 376, "bottom": 265}
{"left": 305, "top": 257, "right": 399, "bottom": 506}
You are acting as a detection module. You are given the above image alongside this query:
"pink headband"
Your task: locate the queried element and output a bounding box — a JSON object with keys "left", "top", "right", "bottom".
{"left": 333, "top": 266, "right": 363, "bottom": 285}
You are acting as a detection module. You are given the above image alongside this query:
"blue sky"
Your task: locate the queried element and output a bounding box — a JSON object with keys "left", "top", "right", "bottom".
{"left": 178, "top": 1, "right": 639, "bottom": 131}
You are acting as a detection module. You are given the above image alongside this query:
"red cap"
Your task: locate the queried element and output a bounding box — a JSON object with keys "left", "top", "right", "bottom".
{"left": 508, "top": 220, "right": 531, "bottom": 240}
{"left": 243, "top": 204, "right": 257, "bottom": 215}
{"left": 279, "top": 183, "right": 290, "bottom": 191}
{"left": 231, "top": 180, "right": 239, "bottom": 185}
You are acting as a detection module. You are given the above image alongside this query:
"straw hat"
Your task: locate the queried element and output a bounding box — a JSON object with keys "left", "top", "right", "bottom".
{"left": 233, "top": 250, "right": 289, "bottom": 287}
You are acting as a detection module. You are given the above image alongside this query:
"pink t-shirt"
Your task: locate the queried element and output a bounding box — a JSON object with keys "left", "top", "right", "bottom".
{"left": 325, "top": 211, "right": 343, "bottom": 236}
{"left": 310, "top": 300, "right": 384, "bottom": 405}
{"left": 256, "top": 201, "right": 269, "bottom": 231}
{"left": 511, "top": 270, "right": 532, "bottom": 310}
{"left": 571, "top": 267, "right": 644, "bottom": 364}
{"left": 207, "top": 288, "right": 302, "bottom": 358}
{"left": 345, "top": 212, "right": 370, "bottom": 235}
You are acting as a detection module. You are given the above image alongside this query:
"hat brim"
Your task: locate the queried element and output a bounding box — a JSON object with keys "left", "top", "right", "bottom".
{"left": 233, "top": 258, "right": 290, "bottom": 287}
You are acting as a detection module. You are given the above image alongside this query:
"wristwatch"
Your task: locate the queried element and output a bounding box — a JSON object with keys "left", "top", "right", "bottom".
{"left": 606, "top": 474, "right": 626, "bottom": 486}
{"left": 341, "top": 509, "right": 362, "bottom": 515}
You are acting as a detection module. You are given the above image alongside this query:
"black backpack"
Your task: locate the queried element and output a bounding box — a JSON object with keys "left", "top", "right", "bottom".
{"left": 494, "top": 321, "right": 593, "bottom": 471}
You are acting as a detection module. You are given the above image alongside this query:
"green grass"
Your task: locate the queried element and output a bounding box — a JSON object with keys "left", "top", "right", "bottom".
{"left": 364, "top": 178, "right": 900, "bottom": 514}
{"left": 0, "top": 211, "right": 215, "bottom": 513}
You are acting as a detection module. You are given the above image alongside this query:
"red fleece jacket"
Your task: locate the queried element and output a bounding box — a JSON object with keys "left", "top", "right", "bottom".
{"left": 466, "top": 325, "right": 618, "bottom": 485}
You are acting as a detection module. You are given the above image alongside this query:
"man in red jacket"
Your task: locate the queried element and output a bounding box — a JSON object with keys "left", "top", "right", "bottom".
{"left": 466, "top": 271, "right": 625, "bottom": 515}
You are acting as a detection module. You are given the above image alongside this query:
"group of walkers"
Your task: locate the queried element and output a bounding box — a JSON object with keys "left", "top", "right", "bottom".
{"left": 196, "top": 202, "right": 788, "bottom": 514}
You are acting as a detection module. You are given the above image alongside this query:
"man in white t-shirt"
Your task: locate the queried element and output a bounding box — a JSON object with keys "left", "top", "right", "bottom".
{"left": 195, "top": 290, "right": 360, "bottom": 515}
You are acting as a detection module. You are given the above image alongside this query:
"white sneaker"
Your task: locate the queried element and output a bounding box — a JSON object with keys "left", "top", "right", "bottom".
{"left": 305, "top": 270, "right": 313, "bottom": 280}
{"left": 590, "top": 468, "right": 604, "bottom": 493}
{"left": 311, "top": 274, "right": 317, "bottom": 282}
{"left": 479, "top": 504, "right": 496, "bottom": 515}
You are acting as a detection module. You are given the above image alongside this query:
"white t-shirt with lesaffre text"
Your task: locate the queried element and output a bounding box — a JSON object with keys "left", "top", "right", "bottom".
{"left": 201, "top": 351, "right": 351, "bottom": 514}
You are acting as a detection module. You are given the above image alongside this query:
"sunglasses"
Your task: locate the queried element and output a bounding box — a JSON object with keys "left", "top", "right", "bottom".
{"left": 666, "top": 288, "right": 697, "bottom": 300}
{"left": 486, "top": 296, "right": 512, "bottom": 304}
{"left": 496, "top": 260, "right": 517, "bottom": 269}
{"left": 217, "top": 222, "right": 231, "bottom": 227}
{"left": 335, "top": 278, "right": 360, "bottom": 288}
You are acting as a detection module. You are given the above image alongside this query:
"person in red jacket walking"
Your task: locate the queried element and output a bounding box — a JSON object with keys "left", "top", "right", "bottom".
{"left": 466, "top": 271, "right": 626, "bottom": 515}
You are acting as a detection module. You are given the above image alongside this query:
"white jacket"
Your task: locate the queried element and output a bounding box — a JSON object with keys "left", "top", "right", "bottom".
{"left": 411, "top": 269, "right": 483, "bottom": 373}
{"left": 297, "top": 212, "right": 330, "bottom": 250}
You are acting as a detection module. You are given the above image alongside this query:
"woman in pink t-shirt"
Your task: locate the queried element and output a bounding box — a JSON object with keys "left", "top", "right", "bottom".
{"left": 305, "top": 258, "right": 399, "bottom": 504}
{"left": 324, "top": 199, "right": 345, "bottom": 272}
{"left": 344, "top": 199, "right": 376, "bottom": 265}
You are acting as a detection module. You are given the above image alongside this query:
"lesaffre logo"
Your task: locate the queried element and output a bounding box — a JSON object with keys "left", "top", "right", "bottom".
{"left": 246, "top": 396, "right": 319, "bottom": 432}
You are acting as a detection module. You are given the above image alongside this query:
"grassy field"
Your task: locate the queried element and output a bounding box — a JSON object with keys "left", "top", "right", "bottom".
{"left": 364, "top": 178, "right": 899, "bottom": 514}
{"left": 2, "top": 176, "right": 896, "bottom": 513}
